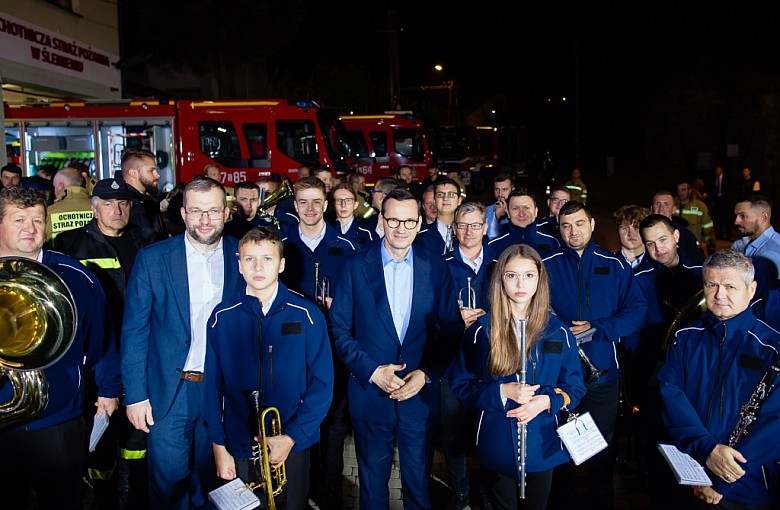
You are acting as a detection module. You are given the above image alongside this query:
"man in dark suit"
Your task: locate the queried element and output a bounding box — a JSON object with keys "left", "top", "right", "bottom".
{"left": 330, "top": 188, "right": 464, "bottom": 510}
{"left": 121, "top": 177, "right": 245, "bottom": 510}
{"left": 710, "top": 165, "right": 732, "bottom": 240}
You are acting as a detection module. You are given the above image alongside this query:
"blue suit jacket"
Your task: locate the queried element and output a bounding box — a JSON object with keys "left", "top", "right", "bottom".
{"left": 120, "top": 234, "right": 244, "bottom": 418}
{"left": 330, "top": 243, "right": 464, "bottom": 423}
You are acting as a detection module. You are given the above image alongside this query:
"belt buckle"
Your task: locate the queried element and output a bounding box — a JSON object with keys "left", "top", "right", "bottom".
{"left": 181, "top": 371, "right": 203, "bottom": 382}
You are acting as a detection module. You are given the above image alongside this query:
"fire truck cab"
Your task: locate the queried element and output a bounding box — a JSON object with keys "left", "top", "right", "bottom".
{"left": 4, "top": 98, "right": 350, "bottom": 189}
{"left": 339, "top": 112, "right": 432, "bottom": 184}
{"left": 427, "top": 125, "right": 525, "bottom": 193}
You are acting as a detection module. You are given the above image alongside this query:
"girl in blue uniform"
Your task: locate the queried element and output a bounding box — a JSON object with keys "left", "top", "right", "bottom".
{"left": 451, "top": 243, "right": 586, "bottom": 510}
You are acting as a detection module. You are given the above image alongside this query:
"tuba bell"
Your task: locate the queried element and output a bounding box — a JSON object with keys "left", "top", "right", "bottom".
{"left": 0, "top": 257, "right": 77, "bottom": 428}
{"left": 258, "top": 179, "right": 294, "bottom": 227}
{"left": 662, "top": 288, "right": 706, "bottom": 350}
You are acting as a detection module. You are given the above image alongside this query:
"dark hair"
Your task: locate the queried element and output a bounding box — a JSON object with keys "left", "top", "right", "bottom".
{"left": 0, "top": 187, "right": 47, "bottom": 221}
{"left": 239, "top": 226, "right": 284, "bottom": 258}
{"left": 559, "top": 200, "right": 591, "bottom": 220}
{"left": 312, "top": 165, "right": 332, "bottom": 177}
{"left": 507, "top": 187, "right": 537, "bottom": 207}
{"left": 639, "top": 213, "right": 676, "bottom": 237}
{"left": 35, "top": 165, "right": 57, "bottom": 179}
{"left": 735, "top": 193, "right": 772, "bottom": 212}
{"left": 66, "top": 160, "right": 89, "bottom": 175}
{"left": 381, "top": 188, "right": 419, "bottom": 215}
{"left": 234, "top": 181, "right": 260, "bottom": 194}
{"left": 121, "top": 148, "right": 156, "bottom": 170}
{"left": 1, "top": 164, "right": 22, "bottom": 176}
{"left": 549, "top": 185, "right": 570, "bottom": 196}
{"left": 183, "top": 177, "right": 227, "bottom": 208}
{"left": 433, "top": 177, "right": 460, "bottom": 194}
{"left": 494, "top": 173, "right": 512, "bottom": 184}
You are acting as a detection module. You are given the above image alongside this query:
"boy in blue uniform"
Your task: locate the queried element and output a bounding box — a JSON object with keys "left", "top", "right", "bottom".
{"left": 205, "top": 226, "right": 334, "bottom": 510}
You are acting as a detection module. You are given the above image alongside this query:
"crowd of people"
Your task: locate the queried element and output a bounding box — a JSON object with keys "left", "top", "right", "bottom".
{"left": 1, "top": 153, "right": 780, "bottom": 510}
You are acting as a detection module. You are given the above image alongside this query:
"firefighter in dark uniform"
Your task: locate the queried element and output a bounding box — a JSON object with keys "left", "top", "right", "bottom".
{"left": 55, "top": 178, "right": 156, "bottom": 509}
{"left": 120, "top": 148, "right": 167, "bottom": 240}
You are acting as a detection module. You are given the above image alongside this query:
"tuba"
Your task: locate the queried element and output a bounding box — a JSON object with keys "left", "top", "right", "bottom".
{"left": 248, "top": 391, "right": 287, "bottom": 510}
{"left": 258, "top": 180, "right": 294, "bottom": 227}
{"left": 0, "top": 257, "right": 77, "bottom": 429}
{"left": 662, "top": 288, "right": 706, "bottom": 350}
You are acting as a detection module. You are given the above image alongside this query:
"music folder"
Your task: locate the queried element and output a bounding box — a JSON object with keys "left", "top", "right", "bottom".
{"left": 657, "top": 443, "right": 712, "bottom": 486}
{"left": 574, "top": 327, "right": 597, "bottom": 345}
{"left": 208, "top": 478, "right": 260, "bottom": 510}
{"left": 89, "top": 412, "right": 110, "bottom": 453}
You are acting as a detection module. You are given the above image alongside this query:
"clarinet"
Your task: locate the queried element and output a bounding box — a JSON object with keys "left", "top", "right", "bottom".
{"left": 517, "top": 319, "right": 528, "bottom": 499}
{"left": 728, "top": 352, "right": 780, "bottom": 447}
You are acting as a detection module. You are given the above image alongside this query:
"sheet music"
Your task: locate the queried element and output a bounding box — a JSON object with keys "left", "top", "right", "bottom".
{"left": 89, "top": 412, "right": 110, "bottom": 453}
{"left": 207, "top": 478, "right": 261, "bottom": 510}
{"left": 657, "top": 443, "right": 712, "bottom": 486}
{"left": 556, "top": 411, "right": 608, "bottom": 465}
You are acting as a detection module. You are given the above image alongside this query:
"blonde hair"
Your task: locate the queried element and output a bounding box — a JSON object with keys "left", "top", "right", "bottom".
{"left": 488, "top": 244, "right": 550, "bottom": 376}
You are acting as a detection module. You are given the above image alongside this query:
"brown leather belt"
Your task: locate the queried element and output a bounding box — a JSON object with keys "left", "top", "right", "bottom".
{"left": 180, "top": 371, "right": 204, "bottom": 382}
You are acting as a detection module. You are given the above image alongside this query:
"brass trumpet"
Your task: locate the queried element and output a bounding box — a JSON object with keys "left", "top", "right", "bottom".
{"left": 248, "top": 390, "right": 287, "bottom": 510}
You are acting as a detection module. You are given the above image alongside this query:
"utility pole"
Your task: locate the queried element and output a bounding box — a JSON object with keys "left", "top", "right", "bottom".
{"left": 387, "top": 9, "right": 401, "bottom": 110}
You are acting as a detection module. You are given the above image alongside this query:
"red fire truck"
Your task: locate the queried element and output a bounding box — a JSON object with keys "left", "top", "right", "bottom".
{"left": 339, "top": 112, "right": 432, "bottom": 184}
{"left": 3, "top": 98, "right": 351, "bottom": 187}
{"left": 427, "top": 125, "right": 526, "bottom": 193}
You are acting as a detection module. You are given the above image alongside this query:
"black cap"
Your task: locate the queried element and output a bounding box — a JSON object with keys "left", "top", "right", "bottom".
{"left": 92, "top": 178, "right": 134, "bottom": 200}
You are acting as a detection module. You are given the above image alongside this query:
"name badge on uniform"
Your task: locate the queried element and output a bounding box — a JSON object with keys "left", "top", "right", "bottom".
{"left": 281, "top": 322, "right": 302, "bottom": 335}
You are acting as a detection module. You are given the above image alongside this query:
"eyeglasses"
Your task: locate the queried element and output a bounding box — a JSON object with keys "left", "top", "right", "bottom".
{"left": 384, "top": 217, "right": 420, "bottom": 229}
{"left": 502, "top": 271, "right": 538, "bottom": 283}
{"left": 435, "top": 191, "right": 459, "bottom": 199}
{"left": 185, "top": 208, "right": 224, "bottom": 220}
{"left": 370, "top": 189, "right": 385, "bottom": 194}
{"left": 549, "top": 197, "right": 568, "bottom": 205}
{"left": 334, "top": 198, "right": 355, "bottom": 205}
{"left": 455, "top": 222, "right": 485, "bottom": 230}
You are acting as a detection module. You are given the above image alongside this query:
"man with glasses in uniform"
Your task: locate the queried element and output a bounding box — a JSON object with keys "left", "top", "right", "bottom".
{"left": 415, "top": 178, "right": 463, "bottom": 256}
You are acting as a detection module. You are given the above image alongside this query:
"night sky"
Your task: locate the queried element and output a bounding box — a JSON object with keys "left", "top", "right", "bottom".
{"left": 124, "top": 1, "right": 780, "bottom": 187}
{"left": 273, "top": 2, "right": 780, "bottom": 112}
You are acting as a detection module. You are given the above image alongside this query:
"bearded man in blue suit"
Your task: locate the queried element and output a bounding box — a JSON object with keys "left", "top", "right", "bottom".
{"left": 330, "top": 188, "right": 464, "bottom": 509}
{"left": 121, "top": 177, "right": 245, "bottom": 509}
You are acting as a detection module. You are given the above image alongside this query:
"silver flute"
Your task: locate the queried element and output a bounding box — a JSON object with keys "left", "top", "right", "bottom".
{"left": 517, "top": 318, "right": 528, "bottom": 499}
